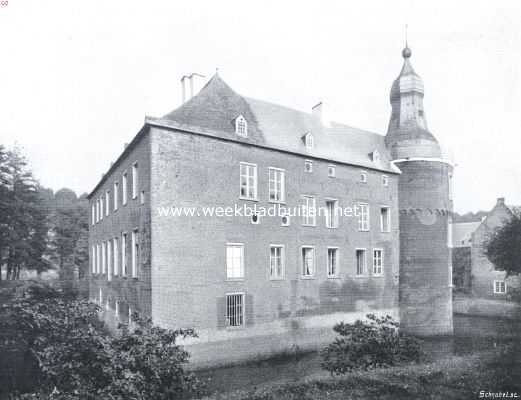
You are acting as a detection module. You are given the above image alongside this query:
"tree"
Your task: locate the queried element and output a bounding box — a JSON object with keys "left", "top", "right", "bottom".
{"left": 484, "top": 211, "right": 521, "bottom": 278}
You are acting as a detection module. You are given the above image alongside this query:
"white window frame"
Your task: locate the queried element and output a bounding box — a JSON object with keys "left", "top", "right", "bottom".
{"left": 305, "top": 133, "right": 314, "bottom": 150}
{"left": 327, "top": 247, "right": 339, "bottom": 278}
{"left": 101, "top": 241, "right": 106, "bottom": 274}
{"left": 301, "top": 246, "right": 315, "bottom": 278}
{"left": 373, "top": 248, "right": 384, "bottom": 276}
{"left": 493, "top": 280, "right": 506, "bottom": 294}
{"left": 269, "top": 244, "right": 285, "bottom": 280}
{"left": 239, "top": 162, "right": 258, "bottom": 200}
{"left": 360, "top": 170, "right": 367, "bottom": 183}
{"left": 268, "top": 167, "right": 285, "bottom": 203}
{"left": 225, "top": 292, "right": 245, "bottom": 328}
{"left": 113, "top": 181, "right": 119, "bottom": 211}
{"left": 113, "top": 237, "right": 119, "bottom": 276}
{"left": 99, "top": 197, "right": 103, "bottom": 220}
{"left": 132, "top": 162, "right": 138, "bottom": 200}
{"left": 107, "top": 240, "right": 112, "bottom": 281}
{"left": 325, "top": 198, "right": 339, "bottom": 229}
{"left": 328, "top": 165, "right": 336, "bottom": 178}
{"left": 382, "top": 175, "right": 389, "bottom": 186}
{"left": 355, "top": 248, "right": 367, "bottom": 276}
{"left": 91, "top": 245, "right": 96, "bottom": 273}
{"left": 131, "top": 229, "right": 138, "bottom": 278}
{"left": 380, "top": 206, "right": 390, "bottom": 233}
{"left": 235, "top": 115, "right": 248, "bottom": 137}
{"left": 305, "top": 159, "right": 313, "bottom": 173}
{"left": 301, "top": 195, "right": 316, "bottom": 226}
{"left": 122, "top": 172, "right": 128, "bottom": 206}
{"left": 96, "top": 243, "right": 100, "bottom": 274}
{"left": 226, "top": 243, "right": 244, "bottom": 280}
{"left": 358, "top": 203, "right": 370, "bottom": 231}
{"left": 121, "top": 232, "right": 127, "bottom": 276}
{"left": 105, "top": 190, "right": 110, "bottom": 216}
{"left": 91, "top": 204, "right": 95, "bottom": 225}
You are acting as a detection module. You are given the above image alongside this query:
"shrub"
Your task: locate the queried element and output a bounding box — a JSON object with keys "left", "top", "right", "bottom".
{"left": 0, "top": 283, "right": 201, "bottom": 399}
{"left": 321, "top": 314, "right": 421, "bottom": 375}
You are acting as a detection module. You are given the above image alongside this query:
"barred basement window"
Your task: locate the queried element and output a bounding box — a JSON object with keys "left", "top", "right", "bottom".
{"left": 226, "top": 293, "right": 244, "bottom": 327}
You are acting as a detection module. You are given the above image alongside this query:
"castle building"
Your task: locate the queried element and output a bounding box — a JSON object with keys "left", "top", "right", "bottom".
{"left": 88, "top": 46, "right": 453, "bottom": 367}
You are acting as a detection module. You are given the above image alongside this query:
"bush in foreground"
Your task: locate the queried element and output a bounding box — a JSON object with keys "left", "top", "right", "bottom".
{"left": 321, "top": 314, "right": 421, "bottom": 375}
{"left": 0, "top": 283, "right": 201, "bottom": 399}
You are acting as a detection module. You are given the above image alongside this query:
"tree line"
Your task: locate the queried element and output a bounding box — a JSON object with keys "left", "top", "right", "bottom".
{"left": 0, "top": 144, "right": 89, "bottom": 281}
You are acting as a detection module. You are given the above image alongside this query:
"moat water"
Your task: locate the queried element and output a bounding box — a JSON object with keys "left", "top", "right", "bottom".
{"left": 196, "top": 314, "right": 521, "bottom": 396}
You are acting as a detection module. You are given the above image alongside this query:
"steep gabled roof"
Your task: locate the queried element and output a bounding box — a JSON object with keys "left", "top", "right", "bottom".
{"left": 161, "top": 74, "right": 396, "bottom": 173}
{"left": 452, "top": 221, "right": 481, "bottom": 248}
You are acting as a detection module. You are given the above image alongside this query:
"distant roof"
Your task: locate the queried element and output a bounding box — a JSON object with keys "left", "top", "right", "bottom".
{"left": 163, "top": 74, "right": 398, "bottom": 173}
{"left": 452, "top": 221, "right": 481, "bottom": 248}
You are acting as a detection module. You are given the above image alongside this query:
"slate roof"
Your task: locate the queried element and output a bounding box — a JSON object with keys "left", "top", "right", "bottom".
{"left": 162, "top": 74, "right": 397, "bottom": 173}
{"left": 452, "top": 221, "right": 481, "bottom": 248}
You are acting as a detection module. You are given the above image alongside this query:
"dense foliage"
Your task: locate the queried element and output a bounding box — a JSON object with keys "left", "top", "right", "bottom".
{"left": 0, "top": 283, "right": 201, "bottom": 399}
{"left": 0, "top": 144, "right": 89, "bottom": 281}
{"left": 484, "top": 211, "right": 521, "bottom": 279}
{"left": 321, "top": 314, "right": 421, "bottom": 375}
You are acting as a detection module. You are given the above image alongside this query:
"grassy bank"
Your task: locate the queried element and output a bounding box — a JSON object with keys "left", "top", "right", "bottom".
{"left": 202, "top": 346, "right": 521, "bottom": 400}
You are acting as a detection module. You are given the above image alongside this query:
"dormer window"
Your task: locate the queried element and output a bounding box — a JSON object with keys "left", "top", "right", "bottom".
{"left": 235, "top": 115, "right": 248, "bottom": 137}
{"left": 303, "top": 132, "right": 314, "bottom": 150}
{"left": 370, "top": 150, "right": 380, "bottom": 163}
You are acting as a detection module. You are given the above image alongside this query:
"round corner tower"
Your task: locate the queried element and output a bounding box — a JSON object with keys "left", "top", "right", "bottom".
{"left": 385, "top": 46, "right": 453, "bottom": 336}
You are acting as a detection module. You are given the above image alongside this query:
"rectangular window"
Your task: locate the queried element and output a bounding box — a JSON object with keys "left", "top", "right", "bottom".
{"left": 382, "top": 175, "right": 389, "bottom": 186}
{"left": 101, "top": 241, "right": 106, "bottom": 274}
{"left": 100, "top": 197, "right": 103, "bottom": 220}
{"left": 226, "top": 243, "right": 244, "bottom": 279}
{"left": 358, "top": 203, "right": 370, "bottom": 231}
{"left": 269, "top": 245, "right": 284, "bottom": 279}
{"left": 494, "top": 280, "right": 506, "bottom": 294}
{"left": 356, "top": 249, "right": 367, "bottom": 276}
{"left": 373, "top": 249, "right": 383, "bottom": 276}
{"left": 131, "top": 229, "right": 139, "bottom": 278}
{"left": 113, "top": 238, "right": 119, "bottom": 276}
{"left": 121, "top": 233, "right": 127, "bottom": 276}
{"left": 325, "top": 199, "right": 338, "bottom": 228}
{"left": 122, "top": 172, "right": 128, "bottom": 205}
{"left": 380, "top": 207, "right": 390, "bottom": 232}
{"left": 226, "top": 293, "right": 244, "bottom": 327}
{"left": 268, "top": 168, "right": 285, "bottom": 203}
{"left": 91, "top": 204, "right": 95, "bottom": 225}
{"left": 132, "top": 162, "right": 138, "bottom": 199}
{"left": 327, "top": 248, "right": 338, "bottom": 277}
{"left": 239, "top": 163, "right": 257, "bottom": 200}
{"left": 305, "top": 160, "right": 313, "bottom": 173}
{"left": 105, "top": 191, "right": 110, "bottom": 216}
{"left": 302, "top": 195, "right": 316, "bottom": 226}
{"left": 328, "top": 165, "right": 336, "bottom": 178}
{"left": 114, "top": 182, "right": 119, "bottom": 211}
{"left": 107, "top": 240, "right": 112, "bottom": 281}
{"left": 301, "top": 246, "right": 315, "bottom": 277}
{"left": 360, "top": 170, "right": 367, "bottom": 183}
{"left": 91, "top": 245, "right": 96, "bottom": 273}
{"left": 96, "top": 244, "right": 101, "bottom": 274}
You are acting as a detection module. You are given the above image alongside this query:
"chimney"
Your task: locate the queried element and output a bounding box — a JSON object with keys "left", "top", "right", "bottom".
{"left": 496, "top": 197, "right": 505, "bottom": 206}
{"left": 181, "top": 73, "right": 206, "bottom": 103}
{"left": 312, "top": 101, "right": 331, "bottom": 127}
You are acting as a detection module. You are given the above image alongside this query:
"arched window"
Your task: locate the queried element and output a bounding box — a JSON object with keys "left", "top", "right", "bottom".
{"left": 304, "top": 133, "right": 314, "bottom": 150}
{"left": 235, "top": 115, "right": 248, "bottom": 137}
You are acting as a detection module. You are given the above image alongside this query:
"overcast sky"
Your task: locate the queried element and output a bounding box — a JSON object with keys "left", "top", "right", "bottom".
{"left": 0, "top": 0, "right": 520, "bottom": 213}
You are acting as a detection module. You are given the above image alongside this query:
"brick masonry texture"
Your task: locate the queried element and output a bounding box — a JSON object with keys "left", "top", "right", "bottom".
{"left": 148, "top": 126, "right": 400, "bottom": 364}
{"left": 89, "top": 134, "right": 152, "bottom": 318}
{"left": 471, "top": 202, "right": 521, "bottom": 299}
{"left": 395, "top": 160, "right": 453, "bottom": 335}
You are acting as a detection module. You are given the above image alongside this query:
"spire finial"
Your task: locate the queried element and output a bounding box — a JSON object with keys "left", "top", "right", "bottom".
{"left": 402, "top": 25, "right": 412, "bottom": 59}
